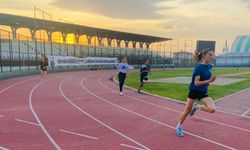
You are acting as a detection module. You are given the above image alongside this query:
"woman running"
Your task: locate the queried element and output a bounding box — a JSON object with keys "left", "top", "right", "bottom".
{"left": 176, "top": 49, "right": 217, "bottom": 137}
{"left": 40, "top": 56, "right": 48, "bottom": 80}
{"left": 138, "top": 59, "right": 150, "bottom": 93}
{"left": 117, "top": 56, "right": 129, "bottom": 96}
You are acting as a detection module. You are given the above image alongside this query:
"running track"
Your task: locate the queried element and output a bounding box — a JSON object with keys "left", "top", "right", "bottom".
{"left": 215, "top": 88, "right": 250, "bottom": 116}
{"left": 0, "top": 70, "right": 249, "bottom": 150}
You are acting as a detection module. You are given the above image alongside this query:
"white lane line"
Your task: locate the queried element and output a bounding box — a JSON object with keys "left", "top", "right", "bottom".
{"left": 0, "top": 146, "right": 9, "bottom": 150}
{"left": 29, "top": 80, "right": 62, "bottom": 150}
{"left": 111, "top": 75, "right": 250, "bottom": 119}
{"left": 84, "top": 79, "right": 236, "bottom": 150}
{"left": 59, "top": 129, "right": 98, "bottom": 140}
{"left": 98, "top": 77, "right": 250, "bottom": 133}
{"left": 216, "top": 109, "right": 250, "bottom": 119}
{"left": 0, "top": 115, "right": 4, "bottom": 118}
{"left": 59, "top": 78, "right": 150, "bottom": 150}
{"left": 120, "top": 144, "right": 146, "bottom": 150}
{"left": 215, "top": 87, "right": 250, "bottom": 103}
{"left": 15, "top": 119, "right": 40, "bottom": 127}
{"left": 0, "top": 78, "right": 35, "bottom": 94}
{"left": 241, "top": 109, "right": 250, "bottom": 116}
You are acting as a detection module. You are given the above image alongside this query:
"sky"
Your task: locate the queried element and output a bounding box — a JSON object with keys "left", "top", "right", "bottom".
{"left": 0, "top": 0, "right": 250, "bottom": 53}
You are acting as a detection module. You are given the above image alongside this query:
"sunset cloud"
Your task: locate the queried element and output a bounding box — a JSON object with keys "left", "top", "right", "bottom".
{"left": 0, "top": 0, "right": 249, "bottom": 52}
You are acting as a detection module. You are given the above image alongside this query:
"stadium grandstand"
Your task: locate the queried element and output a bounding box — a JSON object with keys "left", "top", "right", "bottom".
{"left": 0, "top": 12, "right": 179, "bottom": 73}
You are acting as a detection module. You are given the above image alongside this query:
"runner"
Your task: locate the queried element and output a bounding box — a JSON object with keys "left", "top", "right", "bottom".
{"left": 40, "top": 56, "right": 48, "bottom": 80}
{"left": 176, "top": 49, "right": 217, "bottom": 137}
{"left": 117, "top": 56, "right": 129, "bottom": 96}
{"left": 138, "top": 59, "right": 150, "bottom": 93}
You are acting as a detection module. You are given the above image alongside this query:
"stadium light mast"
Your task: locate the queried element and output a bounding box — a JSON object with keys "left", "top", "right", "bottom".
{"left": 164, "top": 41, "right": 166, "bottom": 60}
{"left": 58, "top": 18, "right": 72, "bottom": 24}
{"left": 184, "top": 39, "right": 193, "bottom": 52}
{"left": 33, "top": 7, "right": 52, "bottom": 57}
{"left": 34, "top": 7, "right": 52, "bottom": 20}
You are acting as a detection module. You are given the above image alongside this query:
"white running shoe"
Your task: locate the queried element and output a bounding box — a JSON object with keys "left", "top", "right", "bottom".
{"left": 120, "top": 92, "right": 123, "bottom": 96}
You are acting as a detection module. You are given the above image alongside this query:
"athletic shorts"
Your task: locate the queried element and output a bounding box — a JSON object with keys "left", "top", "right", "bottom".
{"left": 188, "top": 90, "right": 209, "bottom": 101}
{"left": 41, "top": 67, "right": 47, "bottom": 72}
{"left": 140, "top": 74, "right": 148, "bottom": 83}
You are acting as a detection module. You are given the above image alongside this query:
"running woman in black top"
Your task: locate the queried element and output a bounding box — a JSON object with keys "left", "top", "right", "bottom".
{"left": 40, "top": 57, "right": 48, "bottom": 80}
{"left": 138, "top": 59, "right": 150, "bottom": 93}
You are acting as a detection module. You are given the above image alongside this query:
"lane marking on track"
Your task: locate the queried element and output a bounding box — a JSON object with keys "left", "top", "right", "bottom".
{"left": 59, "top": 129, "right": 98, "bottom": 140}
{"left": 111, "top": 75, "right": 250, "bottom": 119}
{"left": 120, "top": 144, "right": 146, "bottom": 150}
{"left": 59, "top": 78, "right": 150, "bottom": 150}
{"left": 0, "top": 78, "right": 35, "bottom": 94}
{"left": 98, "top": 77, "right": 250, "bottom": 133}
{"left": 83, "top": 78, "right": 236, "bottom": 150}
{"left": 241, "top": 109, "right": 250, "bottom": 116}
{"left": 215, "top": 87, "right": 250, "bottom": 103}
{"left": 0, "top": 146, "right": 9, "bottom": 150}
{"left": 15, "top": 119, "right": 40, "bottom": 127}
{"left": 0, "top": 115, "right": 4, "bottom": 118}
{"left": 29, "top": 80, "right": 62, "bottom": 150}
{"left": 216, "top": 109, "right": 250, "bottom": 119}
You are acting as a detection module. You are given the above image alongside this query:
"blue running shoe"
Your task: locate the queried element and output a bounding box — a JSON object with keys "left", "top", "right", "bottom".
{"left": 176, "top": 125, "right": 184, "bottom": 137}
{"left": 189, "top": 103, "right": 198, "bottom": 116}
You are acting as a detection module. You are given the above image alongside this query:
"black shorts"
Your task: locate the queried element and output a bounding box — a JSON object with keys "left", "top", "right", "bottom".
{"left": 140, "top": 74, "right": 148, "bottom": 83}
{"left": 41, "top": 67, "right": 47, "bottom": 72}
{"left": 188, "top": 90, "right": 209, "bottom": 101}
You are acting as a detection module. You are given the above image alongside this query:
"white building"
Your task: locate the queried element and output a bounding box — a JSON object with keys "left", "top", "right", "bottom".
{"left": 216, "top": 35, "right": 250, "bottom": 67}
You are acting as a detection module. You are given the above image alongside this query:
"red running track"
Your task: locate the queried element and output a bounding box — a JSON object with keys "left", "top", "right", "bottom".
{"left": 0, "top": 70, "right": 249, "bottom": 150}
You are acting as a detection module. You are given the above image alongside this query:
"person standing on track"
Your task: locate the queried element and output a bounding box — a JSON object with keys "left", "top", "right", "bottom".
{"left": 176, "top": 49, "right": 217, "bottom": 137}
{"left": 117, "top": 56, "right": 129, "bottom": 96}
{"left": 138, "top": 59, "right": 151, "bottom": 93}
{"left": 40, "top": 56, "right": 48, "bottom": 80}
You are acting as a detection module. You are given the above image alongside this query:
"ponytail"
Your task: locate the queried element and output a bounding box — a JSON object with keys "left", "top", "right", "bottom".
{"left": 195, "top": 48, "right": 212, "bottom": 64}
{"left": 197, "top": 52, "right": 202, "bottom": 63}
{"left": 194, "top": 51, "right": 202, "bottom": 64}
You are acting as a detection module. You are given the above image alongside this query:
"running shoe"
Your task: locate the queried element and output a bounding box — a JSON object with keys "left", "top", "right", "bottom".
{"left": 189, "top": 103, "right": 198, "bottom": 116}
{"left": 176, "top": 125, "right": 184, "bottom": 137}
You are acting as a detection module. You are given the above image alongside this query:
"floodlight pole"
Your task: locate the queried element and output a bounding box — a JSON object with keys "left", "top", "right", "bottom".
{"left": 33, "top": 7, "right": 52, "bottom": 57}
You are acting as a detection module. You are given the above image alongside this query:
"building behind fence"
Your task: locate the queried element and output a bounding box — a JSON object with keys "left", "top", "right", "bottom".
{"left": 216, "top": 35, "right": 250, "bottom": 67}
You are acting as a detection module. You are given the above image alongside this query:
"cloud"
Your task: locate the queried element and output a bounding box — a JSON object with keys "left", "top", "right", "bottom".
{"left": 50, "top": 0, "right": 175, "bottom": 20}
{"left": 241, "top": 0, "right": 250, "bottom": 10}
{"left": 0, "top": 0, "right": 32, "bottom": 10}
{"left": 182, "top": 0, "right": 207, "bottom": 4}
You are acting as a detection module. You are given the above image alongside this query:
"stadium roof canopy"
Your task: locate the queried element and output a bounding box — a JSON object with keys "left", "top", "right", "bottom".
{"left": 0, "top": 13, "right": 171, "bottom": 44}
